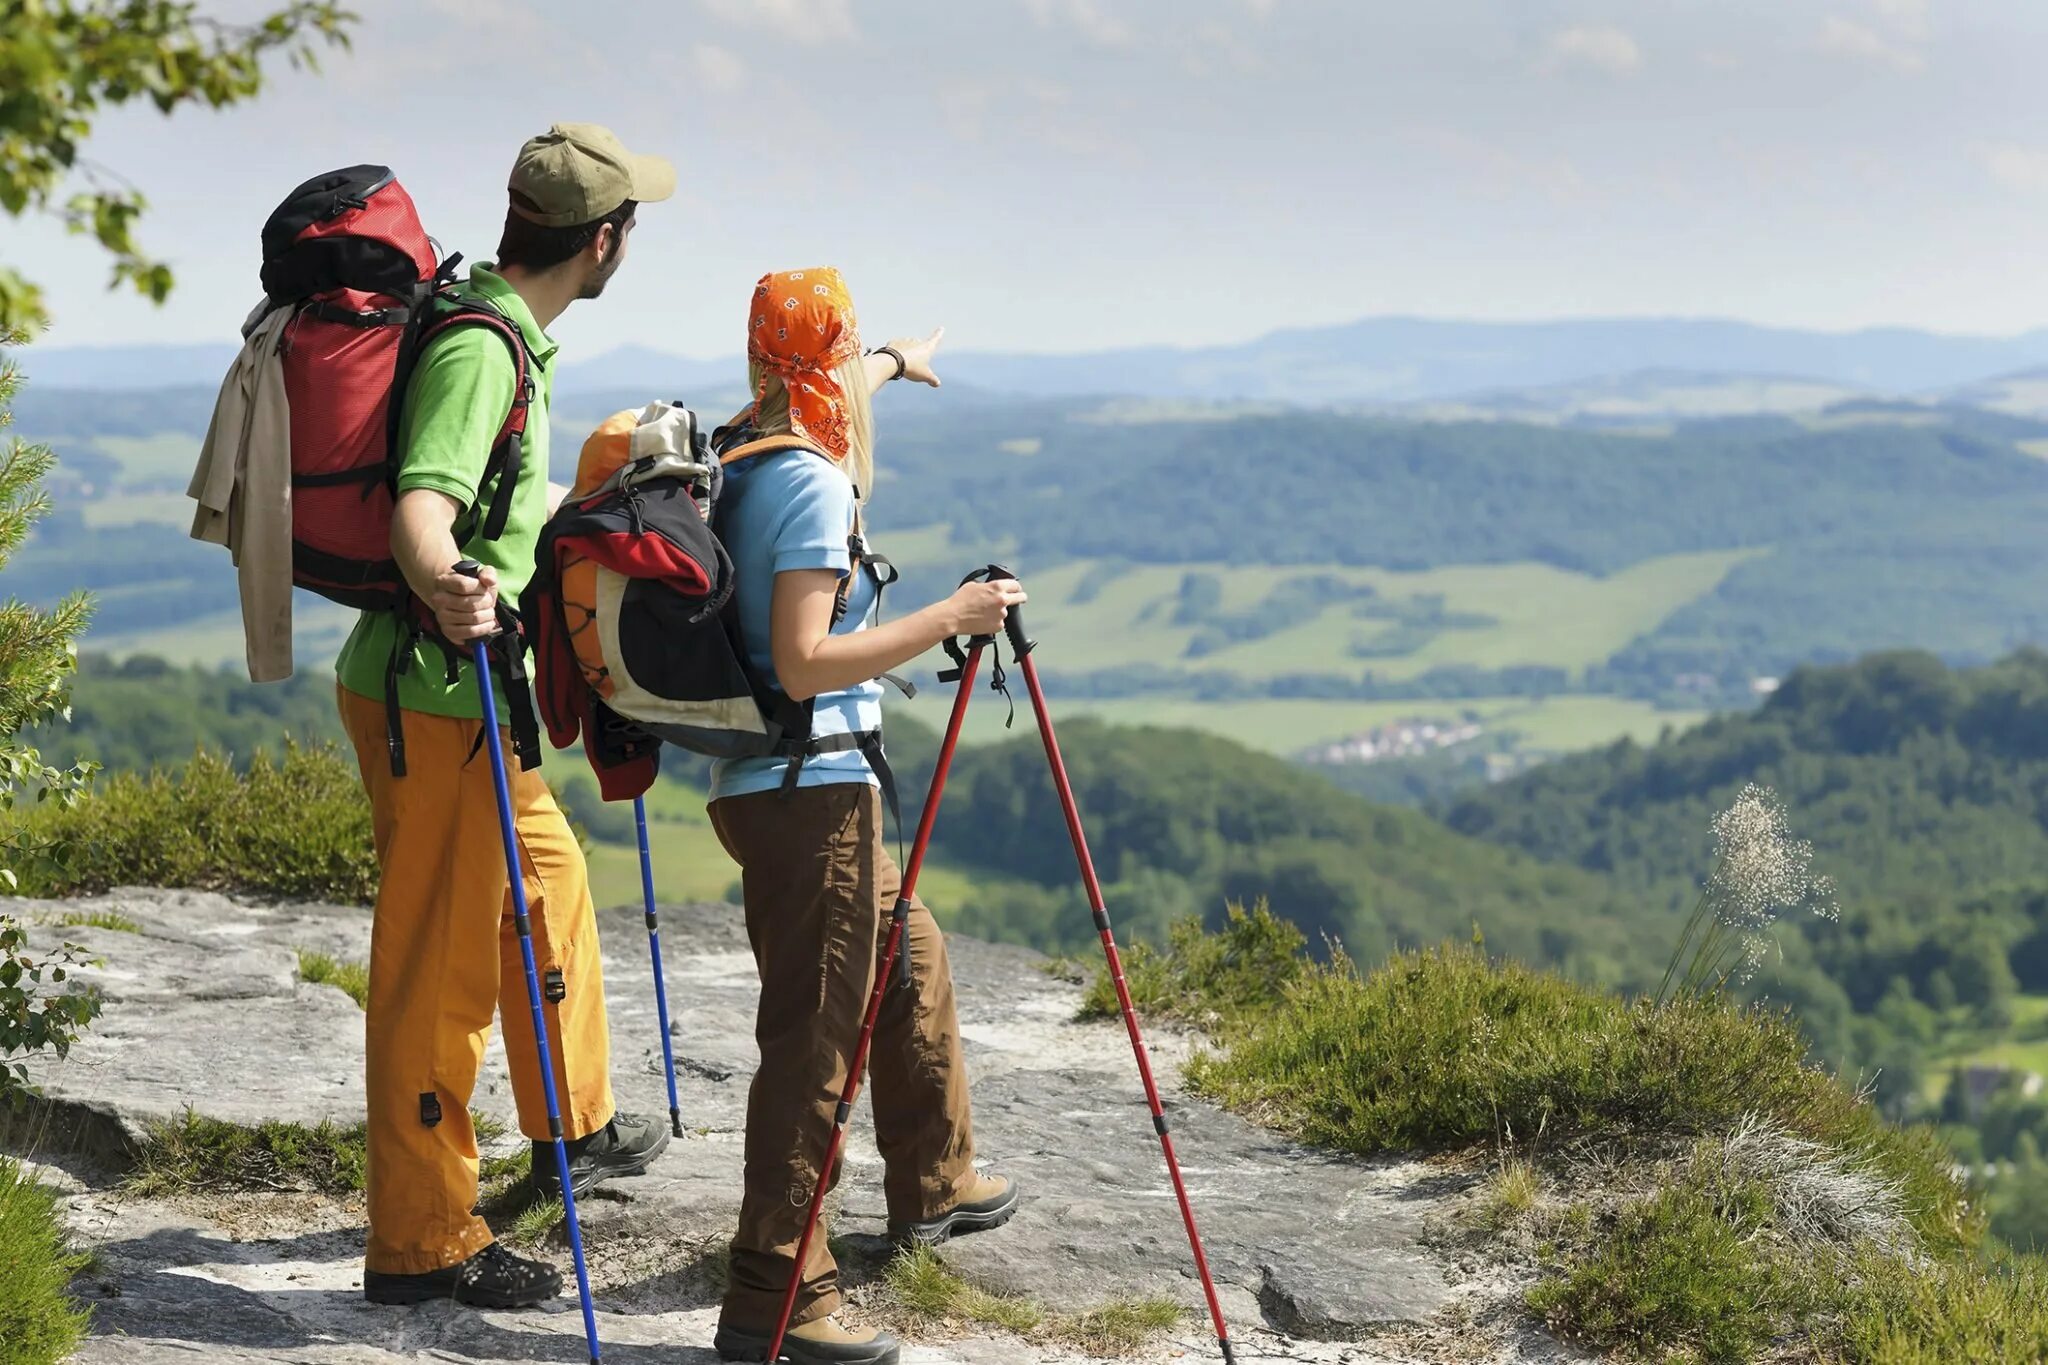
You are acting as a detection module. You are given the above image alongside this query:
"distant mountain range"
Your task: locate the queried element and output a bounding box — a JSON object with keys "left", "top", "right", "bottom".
{"left": 19, "top": 315, "right": 2048, "bottom": 408}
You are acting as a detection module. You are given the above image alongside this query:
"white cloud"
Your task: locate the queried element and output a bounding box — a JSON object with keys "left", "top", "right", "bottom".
{"left": 1981, "top": 142, "right": 2048, "bottom": 193}
{"left": 1539, "top": 25, "right": 1643, "bottom": 76}
{"left": 1023, "top": 0, "right": 1134, "bottom": 49}
{"left": 1241, "top": 0, "right": 1279, "bottom": 16}
{"left": 1870, "top": 0, "right": 1931, "bottom": 41}
{"left": 1818, "top": 16, "right": 1925, "bottom": 73}
{"left": 699, "top": 0, "right": 857, "bottom": 45}
{"left": 691, "top": 42, "right": 747, "bottom": 94}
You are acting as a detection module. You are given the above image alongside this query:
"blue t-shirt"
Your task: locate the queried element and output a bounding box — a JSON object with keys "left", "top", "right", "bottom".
{"left": 708, "top": 448, "right": 884, "bottom": 801}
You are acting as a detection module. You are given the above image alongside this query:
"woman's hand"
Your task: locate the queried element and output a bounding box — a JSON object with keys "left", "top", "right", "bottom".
{"left": 947, "top": 577, "right": 1027, "bottom": 637}
{"left": 885, "top": 326, "right": 946, "bottom": 387}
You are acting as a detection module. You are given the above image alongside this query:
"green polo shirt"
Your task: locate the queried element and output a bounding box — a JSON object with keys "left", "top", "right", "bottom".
{"left": 335, "top": 264, "right": 557, "bottom": 722}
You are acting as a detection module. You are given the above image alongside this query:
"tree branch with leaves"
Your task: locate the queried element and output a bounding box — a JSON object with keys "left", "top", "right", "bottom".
{"left": 0, "top": 0, "right": 356, "bottom": 333}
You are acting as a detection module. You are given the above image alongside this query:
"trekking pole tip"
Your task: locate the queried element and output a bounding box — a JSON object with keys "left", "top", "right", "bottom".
{"left": 670, "top": 1108, "right": 684, "bottom": 1138}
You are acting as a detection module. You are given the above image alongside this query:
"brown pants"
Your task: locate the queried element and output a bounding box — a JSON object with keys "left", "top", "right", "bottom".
{"left": 338, "top": 685, "right": 615, "bottom": 1274}
{"left": 710, "top": 783, "right": 977, "bottom": 1329}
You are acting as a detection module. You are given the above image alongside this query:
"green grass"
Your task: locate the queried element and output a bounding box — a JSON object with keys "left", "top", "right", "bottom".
{"left": 506, "top": 1196, "right": 565, "bottom": 1248}
{"left": 0, "top": 1156, "right": 89, "bottom": 1365}
{"left": 1183, "top": 941, "right": 1974, "bottom": 1249}
{"left": 127, "top": 1110, "right": 368, "bottom": 1197}
{"left": 880, "top": 1246, "right": 1180, "bottom": 1353}
{"left": 1528, "top": 1181, "right": 1788, "bottom": 1363}
{"left": 1105, "top": 915, "right": 2048, "bottom": 1361}
{"left": 295, "top": 950, "right": 369, "bottom": 1009}
{"left": 44, "top": 909, "right": 139, "bottom": 934}
{"left": 885, "top": 1245, "right": 1046, "bottom": 1334}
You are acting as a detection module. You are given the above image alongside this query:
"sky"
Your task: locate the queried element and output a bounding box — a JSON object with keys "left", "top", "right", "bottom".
{"left": 16, "top": 0, "right": 2048, "bottom": 360}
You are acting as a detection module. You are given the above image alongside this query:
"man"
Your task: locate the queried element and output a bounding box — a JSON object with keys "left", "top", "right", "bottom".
{"left": 334, "top": 123, "right": 674, "bottom": 1308}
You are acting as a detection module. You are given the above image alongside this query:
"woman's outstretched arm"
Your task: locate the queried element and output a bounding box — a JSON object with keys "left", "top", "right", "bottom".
{"left": 770, "top": 568, "right": 1024, "bottom": 702}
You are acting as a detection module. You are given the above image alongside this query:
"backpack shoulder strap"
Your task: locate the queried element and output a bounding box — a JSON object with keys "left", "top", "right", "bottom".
{"left": 416, "top": 302, "right": 535, "bottom": 542}
{"left": 717, "top": 434, "right": 877, "bottom": 623}
{"left": 718, "top": 433, "right": 820, "bottom": 467}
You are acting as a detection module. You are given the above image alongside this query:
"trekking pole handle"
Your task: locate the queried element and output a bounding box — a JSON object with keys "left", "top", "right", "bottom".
{"left": 962, "top": 562, "right": 1034, "bottom": 659}
{"left": 449, "top": 559, "right": 502, "bottom": 643}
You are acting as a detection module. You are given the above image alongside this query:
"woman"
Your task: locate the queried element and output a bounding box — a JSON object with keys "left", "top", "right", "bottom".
{"left": 708, "top": 268, "right": 1025, "bottom": 1365}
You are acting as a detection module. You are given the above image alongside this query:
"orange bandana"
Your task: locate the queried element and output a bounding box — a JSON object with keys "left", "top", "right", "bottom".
{"left": 745, "top": 267, "right": 862, "bottom": 462}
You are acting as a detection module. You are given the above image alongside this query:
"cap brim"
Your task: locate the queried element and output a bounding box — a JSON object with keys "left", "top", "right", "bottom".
{"left": 628, "top": 153, "right": 676, "bottom": 205}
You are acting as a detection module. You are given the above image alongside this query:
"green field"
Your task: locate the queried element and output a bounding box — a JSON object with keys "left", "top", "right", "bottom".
{"left": 580, "top": 780, "right": 994, "bottom": 918}
{"left": 89, "top": 433, "right": 202, "bottom": 487}
{"left": 878, "top": 536, "right": 1755, "bottom": 684}
{"left": 1927, "top": 993, "right": 2048, "bottom": 1100}
{"left": 900, "top": 689, "right": 1704, "bottom": 756}
{"left": 93, "top": 602, "right": 359, "bottom": 670}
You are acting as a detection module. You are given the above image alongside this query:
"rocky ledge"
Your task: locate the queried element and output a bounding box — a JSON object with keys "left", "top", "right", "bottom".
{"left": 8, "top": 888, "right": 1582, "bottom": 1364}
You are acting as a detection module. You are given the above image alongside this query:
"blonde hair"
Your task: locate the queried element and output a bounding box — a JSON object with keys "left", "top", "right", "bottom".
{"left": 746, "top": 357, "right": 875, "bottom": 505}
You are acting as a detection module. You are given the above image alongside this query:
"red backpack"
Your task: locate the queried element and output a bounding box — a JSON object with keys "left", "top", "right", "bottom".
{"left": 259, "top": 165, "right": 541, "bottom": 774}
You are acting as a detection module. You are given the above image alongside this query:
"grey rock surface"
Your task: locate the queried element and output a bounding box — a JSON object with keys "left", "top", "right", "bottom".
{"left": 9, "top": 889, "right": 1578, "bottom": 1364}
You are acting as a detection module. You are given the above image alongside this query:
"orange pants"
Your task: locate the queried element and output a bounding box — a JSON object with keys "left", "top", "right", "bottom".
{"left": 339, "top": 685, "right": 615, "bottom": 1274}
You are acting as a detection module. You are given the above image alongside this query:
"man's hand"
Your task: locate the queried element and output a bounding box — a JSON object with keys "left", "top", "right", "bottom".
{"left": 430, "top": 562, "right": 500, "bottom": 644}
{"left": 885, "top": 326, "right": 945, "bottom": 388}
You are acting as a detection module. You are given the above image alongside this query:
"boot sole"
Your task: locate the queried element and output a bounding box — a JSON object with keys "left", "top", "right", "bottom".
{"left": 531, "top": 1126, "right": 672, "bottom": 1201}
{"left": 363, "top": 1277, "right": 562, "bottom": 1310}
{"left": 713, "top": 1325, "right": 901, "bottom": 1364}
{"left": 888, "top": 1182, "right": 1021, "bottom": 1248}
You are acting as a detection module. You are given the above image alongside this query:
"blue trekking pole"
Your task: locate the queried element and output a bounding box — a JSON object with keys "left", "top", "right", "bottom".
{"left": 633, "top": 796, "right": 684, "bottom": 1138}
{"left": 456, "top": 560, "right": 602, "bottom": 1364}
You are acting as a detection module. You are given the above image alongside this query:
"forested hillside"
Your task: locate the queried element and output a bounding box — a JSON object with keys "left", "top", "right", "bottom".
{"left": 1447, "top": 649, "right": 2048, "bottom": 1122}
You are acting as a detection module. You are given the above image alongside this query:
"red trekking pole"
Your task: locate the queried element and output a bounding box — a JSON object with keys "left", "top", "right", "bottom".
{"left": 763, "top": 639, "right": 988, "bottom": 1363}
{"left": 989, "top": 565, "right": 1238, "bottom": 1364}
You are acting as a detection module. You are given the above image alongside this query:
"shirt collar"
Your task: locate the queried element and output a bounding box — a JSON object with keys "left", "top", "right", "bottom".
{"left": 467, "top": 263, "right": 559, "bottom": 368}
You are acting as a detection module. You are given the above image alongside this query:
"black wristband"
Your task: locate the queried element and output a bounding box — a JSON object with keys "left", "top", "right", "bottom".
{"left": 872, "top": 345, "right": 907, "bottom": 381}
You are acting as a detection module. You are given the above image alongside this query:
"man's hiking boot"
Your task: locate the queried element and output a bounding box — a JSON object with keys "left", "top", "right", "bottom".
{"left": 889, "top": 1172, "right": 1019, "bottom": 1247}
{"left": 362, "top": 1241, "right": 562, "bottom": 1308}
{"left": 530, "top": 1110, "right": 670, "bottom": 1199}
{"left": 714, "top": 1315, "right": 900, "bottom": 1364}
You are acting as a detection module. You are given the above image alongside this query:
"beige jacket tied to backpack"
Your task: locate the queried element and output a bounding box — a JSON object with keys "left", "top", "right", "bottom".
{"left": 188, "top": 301, "right": 295, "bottom": 682}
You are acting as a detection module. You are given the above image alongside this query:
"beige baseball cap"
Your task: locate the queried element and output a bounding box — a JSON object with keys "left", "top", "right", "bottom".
{"left": 508, "top": 122, "right": 675, "bottom": 228}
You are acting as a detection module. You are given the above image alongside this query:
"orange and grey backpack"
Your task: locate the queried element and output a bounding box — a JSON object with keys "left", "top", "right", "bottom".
{"left": 527, "top": 401, "right": 903, "bottom": 805}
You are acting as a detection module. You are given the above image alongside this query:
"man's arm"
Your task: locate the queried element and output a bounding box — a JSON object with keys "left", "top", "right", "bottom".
{"left": 394, "top": 488, "right": 498, "bottom": 643}
{"left": 388, "top": 329, "right": 521, "bottom": 642}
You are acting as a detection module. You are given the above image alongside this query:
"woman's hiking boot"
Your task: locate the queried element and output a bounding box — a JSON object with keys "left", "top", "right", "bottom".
{"left": 530, "top": 1110, "right": 670, "bottom": 1199}
{"left": 362, "top": 1241, "right": 563, "bottom": 1308}
{"left": 714, "top": 1315, "right": 901, "bottom": 1364}
{"left": 888, "top": 1172, "right": 1019, "bottom": 1247}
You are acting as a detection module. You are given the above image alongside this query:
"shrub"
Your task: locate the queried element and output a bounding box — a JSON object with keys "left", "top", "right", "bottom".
{"left": 1528, "top": 1181, "right": 1790, "bottom": 1363}
{"left": 1083, "top": 900, "right": 1305, "bottom": 1024}
{"left": 14, "top": 743, "right": 375, "bottom": 903}
{"left": 0, "top": 918, "right": 100, "bottom": 1103}
{"left": 1185, "top": 942, "right": 1975, "bottom": 1251}
{"left": 0, "top": 1157, "right": 88, "bottom": 1365}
